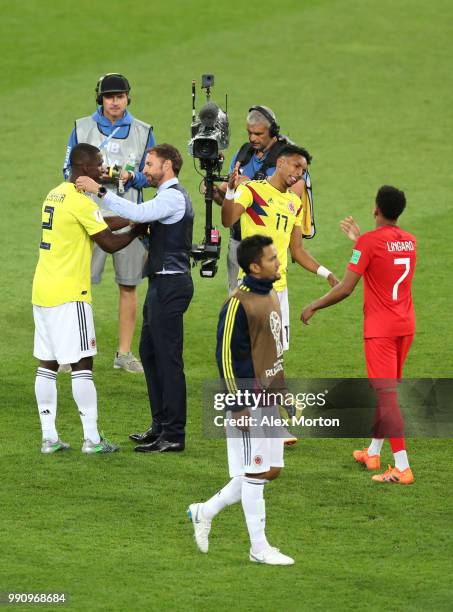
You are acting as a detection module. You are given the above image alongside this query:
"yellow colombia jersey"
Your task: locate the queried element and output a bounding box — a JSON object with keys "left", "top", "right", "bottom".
{"left": 235, "top": 180, "right": 303, "bottom": 292}
{"left": 32, "top": 182, "right": 107, "bottom": 307}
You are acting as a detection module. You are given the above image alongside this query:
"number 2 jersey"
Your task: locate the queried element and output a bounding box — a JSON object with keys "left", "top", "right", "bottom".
{"left": 348, "top": 225, "right": 416, "bottom": 338}
{"left": 32, "top": 182, "right": 107, "bottom": 307}
{"left": 235, "top": 180, "right": 304, "bottom": 292}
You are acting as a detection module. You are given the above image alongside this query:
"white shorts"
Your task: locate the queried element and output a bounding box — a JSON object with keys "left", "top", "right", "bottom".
{"left": 277, "top": 288, "right": 289, "bottom": 351}
{"left": 225, "top": 407, "right": 285, "bottom": 478}
{"left": 33, "top": 302, "right": 97, "bottom": 364}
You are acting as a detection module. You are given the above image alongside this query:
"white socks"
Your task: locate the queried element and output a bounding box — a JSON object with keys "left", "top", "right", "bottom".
{"left": 202, "top": 476, "right": 243, "bottom": 520}
{"left": 35, "top": 368, "right": 100, "bottom": 444}
{"left": 367, "top": 439, "right": 410, "bottom": 470}
{"left": 368, "top": 438, "right": 384, "bottom": 456}
{"left": 35, "top": 368, "right": 58, "bottom": 442}
{"left": 242, "top": 477, "right": 269, "bottom": 554}
{"left": 393, "top": 450, "right": 410, "bottom": 471}
{"left": 71, "top": 371, "right": 100, "bottom": 444}
{"left": 201, "top": 476, "right": 270, "bottom": 553}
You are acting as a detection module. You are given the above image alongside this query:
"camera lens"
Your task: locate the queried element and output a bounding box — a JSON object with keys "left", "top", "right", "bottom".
{"left": 193, "top": 138, "right": 218, "bottom": 160}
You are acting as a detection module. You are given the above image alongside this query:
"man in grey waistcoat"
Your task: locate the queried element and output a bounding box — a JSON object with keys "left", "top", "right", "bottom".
{"left": 76, "top": 144, "right": 194, "bottom": 453}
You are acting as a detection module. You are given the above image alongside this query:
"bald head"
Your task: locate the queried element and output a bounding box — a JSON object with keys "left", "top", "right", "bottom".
{"left": 69, "top": 143, "right": 103, "bottom": 182}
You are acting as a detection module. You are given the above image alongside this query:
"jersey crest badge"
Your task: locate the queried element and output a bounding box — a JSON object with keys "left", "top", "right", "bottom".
{"left": 94, "top": 209, "right": 104, "bottom": 223}
{"left": 288, "top": 201, "right": 295, "bottom": 214}
{"left": 350, "top": 249, "right": 361, "bottom": 264}
{"left": 270, "top": 311, "right": 283, "bottom": 357}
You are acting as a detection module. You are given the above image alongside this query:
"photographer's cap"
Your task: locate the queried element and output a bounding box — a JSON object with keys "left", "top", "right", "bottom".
{"left": 97, "top": 73, "right": 130, "bottom": 95}
{"left": 95, "top": 73, "right": 131, "bottom": 106}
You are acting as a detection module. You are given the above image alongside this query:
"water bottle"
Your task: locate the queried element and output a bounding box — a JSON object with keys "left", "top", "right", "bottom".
{"left": 124, "top": 153, "right": 136, "bottom": 174}
{"left": 118, "top": 153, "right": 136, "bottom": 194}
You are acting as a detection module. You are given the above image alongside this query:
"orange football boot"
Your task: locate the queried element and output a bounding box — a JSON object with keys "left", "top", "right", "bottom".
{"left": 352, "top": 448, "right": 381, "bottom": 470}
{"left": 371, "top": 465, "right": 415, "bottom": 485}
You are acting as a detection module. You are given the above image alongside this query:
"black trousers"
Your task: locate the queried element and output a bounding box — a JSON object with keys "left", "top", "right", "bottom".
{"left": 139, "top": 274, "right": 194, "bottom": 443}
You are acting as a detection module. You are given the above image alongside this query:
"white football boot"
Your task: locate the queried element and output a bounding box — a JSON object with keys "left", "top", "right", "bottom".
{"left": 82, "top": 435, "right": 119, "bottom": 454}
{"left": 41, "top": 439, "right": 70, "bottom": 454}
{"left": 187, "top": 503, "right": 211, "bottom": 553}
{"left": 249, "top": 546, "right": 295, "bottom": 565}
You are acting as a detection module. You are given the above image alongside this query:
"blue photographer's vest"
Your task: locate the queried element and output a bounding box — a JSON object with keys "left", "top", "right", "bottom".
{"left": 75, "top": 115, "right": 151, "bottom": 214}
{"left": 145, "top": 184, "right": 194, "bottom": 276}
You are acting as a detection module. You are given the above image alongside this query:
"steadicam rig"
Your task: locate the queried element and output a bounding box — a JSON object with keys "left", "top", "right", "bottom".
{"left": 188, "top": 75, "right": 230, "bottom": 278}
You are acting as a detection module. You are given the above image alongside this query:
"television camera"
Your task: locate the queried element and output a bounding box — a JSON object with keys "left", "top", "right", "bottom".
{"left": 188, "top": 74, "right": 230, "bottom": 278}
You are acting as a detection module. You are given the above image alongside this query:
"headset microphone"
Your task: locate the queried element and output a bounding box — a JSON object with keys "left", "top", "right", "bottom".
{"left": 248, "top": 105, "right": 280, "bottom": 138}
{"left": 95, "top": 73, "right": 131, "bottom": 106}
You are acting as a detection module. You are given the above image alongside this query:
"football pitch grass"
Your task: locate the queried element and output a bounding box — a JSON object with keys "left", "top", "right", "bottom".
{"left": 2, "top": 0, "right": 453, "bottom": 610}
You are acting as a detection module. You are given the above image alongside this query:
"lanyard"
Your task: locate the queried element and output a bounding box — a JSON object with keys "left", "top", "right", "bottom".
{"left": 99, "top": 126, "right": 121, "bottom": 150}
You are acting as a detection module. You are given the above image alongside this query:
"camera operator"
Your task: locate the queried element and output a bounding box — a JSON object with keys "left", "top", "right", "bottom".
{"left": 76, "top": 144, "right": 194, "bottom": 454}
{"left": 63, "top": 73, "right": 155, "bottom": 373}
{"left": 213, "top": 106, "right": 314, "bottom": 295}
{"left": 222, "top": 144, "right": 338, "bottom": 353}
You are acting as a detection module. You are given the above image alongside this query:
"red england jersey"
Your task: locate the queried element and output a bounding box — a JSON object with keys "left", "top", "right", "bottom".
{"left": 347, "top": 225, "right": 416, "bottom": 338}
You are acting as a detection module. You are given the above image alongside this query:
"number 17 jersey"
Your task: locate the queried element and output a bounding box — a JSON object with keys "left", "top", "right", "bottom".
{"left": 235, "top": 180, "right": 303, "bottom": 292}
{"left": 348, "top": 225, "right": 416, "bottom": 338}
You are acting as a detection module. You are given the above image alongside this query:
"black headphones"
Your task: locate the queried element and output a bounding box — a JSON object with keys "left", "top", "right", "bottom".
{"left": 248, "top": 105, "right": 280, "bottom": 138}
{"left": 95, "top": 73, "right": 131, "bottom": 106}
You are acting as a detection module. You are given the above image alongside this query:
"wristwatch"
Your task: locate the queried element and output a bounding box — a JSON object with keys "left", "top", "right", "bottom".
{"left": 97, "top": 186, "right": 107, "bottom": 198}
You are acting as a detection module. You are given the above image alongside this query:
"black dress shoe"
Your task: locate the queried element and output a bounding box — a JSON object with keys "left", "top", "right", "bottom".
{"left": 129, "top": 428, "right": 161, "bottom": 444}
{"left": 134, "top": 439, "right": 185, "bottom": 453}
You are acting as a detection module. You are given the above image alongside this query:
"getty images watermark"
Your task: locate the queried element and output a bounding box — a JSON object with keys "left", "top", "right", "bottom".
{"left": 212, "top": 388, "right": 340, "bottom": 430}
{"left": 202, "top": 378, "right": 453, "bottom": 439}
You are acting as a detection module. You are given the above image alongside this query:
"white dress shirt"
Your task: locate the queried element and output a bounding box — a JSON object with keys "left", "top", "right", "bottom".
{"left": 103, "top": 177, "right": 186, "bottom": 224}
